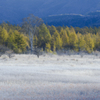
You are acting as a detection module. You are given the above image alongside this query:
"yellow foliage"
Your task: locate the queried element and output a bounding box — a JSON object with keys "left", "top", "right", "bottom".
{"left": 0, "top": 28, "right": 8, "bottom": 43}
{"left": 69, "top": 31, "right": 78, "bottom": 47}
{"left": 62, "top": 31, "right": 69, "bottom": 47}
{"left": 84, "top": 33, "right": 94, "bottom": 52}
{"left": 45, "top": 43, "right": 51, "bottom": 52}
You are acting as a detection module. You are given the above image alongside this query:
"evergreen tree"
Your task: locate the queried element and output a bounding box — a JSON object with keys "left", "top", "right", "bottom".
{"left": 38, "top": 24, "right": 51, "bottom": 49}
{"left": 61, "top": 31, "right": 69, "bottom": 48}
{"left": 48, "top": 25, "right": 57, "bottom": 35}
{"left": 53, "top": 30, "right": 62, "bottom": 50}
{"left": 69, "top": 31, "right": 78, "bottom": 49}
{"left": 7, "top": 29, "right": 15, "bottom": 49}
{"left": 51, "top": 35, "right": 56, "bottom": 52}
{"left": 84, "top": 33, "right": 94, "bottom": 53}
{"left": 77, "top": 34, "right": 86, "bottom": 51}
{"left": 45, "top": 43, "right": 51, "bottom": 52}
{"left": 0, "top": 28, "right": 8, "bottom": 45}
{"left": 95, "top": 33, "right": 100, "bottom": 50}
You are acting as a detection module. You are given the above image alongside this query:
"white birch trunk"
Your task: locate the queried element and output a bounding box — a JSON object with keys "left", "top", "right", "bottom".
{"left": 29, "top": 31, "right": 33, "bottom": 53}
{"left": 29, "top": 26, "right": 36, "bottom": 53}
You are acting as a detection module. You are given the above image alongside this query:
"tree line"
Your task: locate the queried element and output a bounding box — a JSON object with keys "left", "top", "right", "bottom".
{"left": 0, "top": 20, "right": 100, "bottom": 54}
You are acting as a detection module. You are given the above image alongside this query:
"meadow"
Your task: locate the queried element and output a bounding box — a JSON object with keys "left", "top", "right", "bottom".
{"left": 0, "top": 54, "right": 100, "bottom": 99}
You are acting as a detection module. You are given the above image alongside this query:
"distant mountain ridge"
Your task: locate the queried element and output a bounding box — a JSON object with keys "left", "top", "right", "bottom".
{"left": 0, "top": 0, "right": 100, "bottom": 27}
{"left": 43, "top": 11, "right": 100, "bottom": 27}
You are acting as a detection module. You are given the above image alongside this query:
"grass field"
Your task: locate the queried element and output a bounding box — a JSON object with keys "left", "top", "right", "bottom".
{"left": 0, "top": 54, "right": 100, "bottom": 100}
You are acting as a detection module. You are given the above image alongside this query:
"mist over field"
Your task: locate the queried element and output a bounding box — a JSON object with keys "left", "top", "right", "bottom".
{"left": 0, "top": 54, "right": 100, "bottom": 99}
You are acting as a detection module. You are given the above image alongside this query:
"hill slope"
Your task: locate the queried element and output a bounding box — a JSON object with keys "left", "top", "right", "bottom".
{"left": 43, "top": 12, "right": 100, "bottom": 27}
{"left": 0, "top": 0, "right": 100, "bottom": 25}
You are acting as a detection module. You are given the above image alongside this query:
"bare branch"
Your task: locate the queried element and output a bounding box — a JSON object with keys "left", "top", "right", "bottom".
{"left": 21, "top": 14, "right": 43, "bottom": 53}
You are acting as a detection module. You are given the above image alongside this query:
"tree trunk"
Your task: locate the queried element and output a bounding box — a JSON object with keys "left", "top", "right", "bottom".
{"left": 29, "top": 31, "right": 33, "bottom": 54}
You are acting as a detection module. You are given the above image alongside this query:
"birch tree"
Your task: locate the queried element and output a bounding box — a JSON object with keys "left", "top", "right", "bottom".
{"left": 22, "top": 14, "right": 43, "bottom": 53}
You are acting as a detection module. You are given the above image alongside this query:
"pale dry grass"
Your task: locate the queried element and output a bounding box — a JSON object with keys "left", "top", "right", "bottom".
{"left": 0, "top": 54, "right": 100, "bottom": 100}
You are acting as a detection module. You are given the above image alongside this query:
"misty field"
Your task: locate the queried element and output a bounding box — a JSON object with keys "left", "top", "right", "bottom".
{"left": 0, "top": 54, "right": 100, "bottom": 100}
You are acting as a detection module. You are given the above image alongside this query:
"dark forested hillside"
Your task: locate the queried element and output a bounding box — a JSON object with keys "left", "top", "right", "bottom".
{"left": 43, "top": 12, "right": 100, "bottom": 27}
{"left": 0, "top": 0, "right": 100, "bottom": 26}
